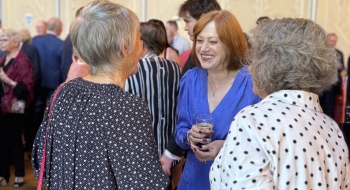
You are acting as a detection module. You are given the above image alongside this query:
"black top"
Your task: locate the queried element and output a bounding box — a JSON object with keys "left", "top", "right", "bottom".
{"left": 32, "top": 78, "right": 169, "bottom": 189}
{"left": 182, "top": 53, "right": 196, "bottom": 77}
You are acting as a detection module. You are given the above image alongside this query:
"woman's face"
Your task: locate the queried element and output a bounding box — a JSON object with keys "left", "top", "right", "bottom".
{"left": 195, "top": 21, "right": 229, "bottom": 71}
{"left": 0, "top": 36, "right": 18, "bottom": 54}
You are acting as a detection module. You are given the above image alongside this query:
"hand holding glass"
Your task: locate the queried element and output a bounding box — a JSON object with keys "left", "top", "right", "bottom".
{"left": 196, "top": 114, "right": 213, "bottom": 144}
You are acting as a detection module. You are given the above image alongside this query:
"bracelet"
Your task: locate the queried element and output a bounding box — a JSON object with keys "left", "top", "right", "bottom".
{"left": 186, "top": 130, "right": 191, "bottom": 144}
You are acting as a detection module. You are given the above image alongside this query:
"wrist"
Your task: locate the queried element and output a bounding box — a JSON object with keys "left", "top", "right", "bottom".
{"left": 9, "top": 80, "right": 16, "bottom": 88}
{"left": 186, "top": 130, "right": 191, "bottom": 145}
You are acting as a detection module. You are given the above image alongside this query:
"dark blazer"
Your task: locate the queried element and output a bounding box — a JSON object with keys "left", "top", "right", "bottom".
{"left": 21, "top": 43, "right": 41, "bottom": 87}
{"left": 31, "top": 34, "right": 63, "bottom": 89}
{"left": 60, "top": 35, "right": 73, "bottom": 83}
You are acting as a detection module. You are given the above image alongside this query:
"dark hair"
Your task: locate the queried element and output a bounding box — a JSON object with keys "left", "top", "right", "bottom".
{"left": 75, "top": 6, "right": 84, "bottom": 18}
{"left": 256, "top": 16, "right": 271, "bottom": 25}
{"left": 178, "top": 0, "right": 221, "bottom": 20}
{"left": 167, "top": 20, "right": 178, "bottom": 30}
{"left": 192, "top": 10, "right": 248, "bottom": 71}
{"left": 148, "top": 19, "right": 172, "bottom": 57}
{"left": 140, "top": 22, "right": 166, "bottom": 55}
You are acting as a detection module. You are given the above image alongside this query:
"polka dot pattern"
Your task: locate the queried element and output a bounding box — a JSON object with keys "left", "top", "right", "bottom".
{"left": 209, "top": 90, "right": 349, "bottom": 190}
{"left": 31, "top": 78, "right": 169, "bottom": 189}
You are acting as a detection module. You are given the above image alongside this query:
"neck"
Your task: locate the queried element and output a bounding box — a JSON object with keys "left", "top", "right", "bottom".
{"left": 207, "top": 69, "right": 238, "bottom": 83}
{"left": 141, "top": 48, "right": 155, "bottom": 57}
{"left": 83, "top": 70, "right": 128, "bottom": 90}
{"left": 7, "top": 49, "right": 20, "bottom": 60}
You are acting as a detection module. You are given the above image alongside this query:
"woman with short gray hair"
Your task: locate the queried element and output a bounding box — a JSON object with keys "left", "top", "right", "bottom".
{"left": 32, "top": 0, "right": 169, "bottom": 189}
{"left": 210, "top": 18, "right": 349, "bottom": 189}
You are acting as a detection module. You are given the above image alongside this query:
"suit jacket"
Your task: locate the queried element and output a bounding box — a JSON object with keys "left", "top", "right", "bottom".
{"left": 60, "top": 35, "right": 73, "bottom": 83}
{"left": 31, "top": 34, "right": 63, "bottom": 89}
{"left": 21, "top": 43, "right": 41, "bottom": 88}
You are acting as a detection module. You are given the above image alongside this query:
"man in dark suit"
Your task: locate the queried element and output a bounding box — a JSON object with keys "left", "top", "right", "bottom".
{"left": 60, "top": 35, "right": 72, "bottom": 83}
{"left": 320, "top": 33, "right": 344, "bottom": 119}
{"left": 20, "top": 42, "right": 42, "bottom": 151}
{"left": 31, "top": 17, "right": 63, "bottom": 130}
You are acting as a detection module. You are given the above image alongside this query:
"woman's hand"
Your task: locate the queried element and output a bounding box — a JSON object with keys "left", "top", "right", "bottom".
{"left": 0, "top": 67, "right": 11, "bottom": 84}
{"left": 191, "top": 140, "right": 224, "bottom": 163}
{"left": 188, "top": 124, "right": 213, "bottom": 145}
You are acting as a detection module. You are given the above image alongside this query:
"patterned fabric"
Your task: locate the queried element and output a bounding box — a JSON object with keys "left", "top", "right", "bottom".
{"left": 126, "top": 54, "right": 181, "bottom": 157}
{"left": 32, "top": 78, "right": 169, "bottom": 189}
{"left": 0, "top": 51, "right": 34, "bottom": 114}
{"left": 210, "top": 90, "right": 350, "bottom": 190}
{"left": 174, "top": 66, "right": 261, "bottom": 190}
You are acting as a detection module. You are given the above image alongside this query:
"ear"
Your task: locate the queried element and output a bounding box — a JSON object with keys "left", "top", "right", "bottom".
{"left": 119, "top": 40, "right": 128, "bottom": 58}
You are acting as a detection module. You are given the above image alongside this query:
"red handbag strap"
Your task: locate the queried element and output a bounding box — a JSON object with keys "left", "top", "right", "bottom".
{"left": 37, "top": 83, "right": 65, "bottom": 190}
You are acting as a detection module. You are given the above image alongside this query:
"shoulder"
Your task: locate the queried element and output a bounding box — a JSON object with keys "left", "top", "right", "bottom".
{"left": 181, "top": 67, "right": 204, "bottom": 82}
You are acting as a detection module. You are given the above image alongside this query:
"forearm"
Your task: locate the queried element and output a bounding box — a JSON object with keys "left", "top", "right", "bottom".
{"left": 175, "top": 127, "right": 191, "bottom": 150}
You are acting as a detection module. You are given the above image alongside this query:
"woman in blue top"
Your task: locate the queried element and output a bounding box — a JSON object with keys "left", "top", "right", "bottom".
{"left": 174, "top": 10, "right": 260, "bottom": 190}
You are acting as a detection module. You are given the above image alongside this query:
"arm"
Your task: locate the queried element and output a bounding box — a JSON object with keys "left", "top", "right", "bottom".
{"left": 174, "top": 73, "right": 193, "bottom": 150}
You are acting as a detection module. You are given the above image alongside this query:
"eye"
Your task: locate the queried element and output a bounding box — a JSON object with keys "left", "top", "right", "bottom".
{"left": 210, "top": 41, "right": 218, "bottom": 44}
{"left": 196, "top": 39, "right": 203, "bottom": 44}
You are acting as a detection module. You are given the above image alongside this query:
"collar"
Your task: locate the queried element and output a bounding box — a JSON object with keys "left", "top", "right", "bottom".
{"left": 47, "top": 31, "right": 57, "bottom": 36}
{"left": 260, "top": 90, "right": 323, "bottom": 112}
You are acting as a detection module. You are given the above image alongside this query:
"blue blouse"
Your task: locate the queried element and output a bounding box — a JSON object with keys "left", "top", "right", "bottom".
{"left": 175, "top": 67, "right": 260, "bottom": 190}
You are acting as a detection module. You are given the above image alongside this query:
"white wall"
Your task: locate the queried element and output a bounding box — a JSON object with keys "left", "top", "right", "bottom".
{"left": 2, "top": 0, "right": 349, "bottom": 66}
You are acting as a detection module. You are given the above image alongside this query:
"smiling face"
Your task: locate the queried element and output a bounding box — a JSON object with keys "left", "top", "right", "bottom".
{"left": 182, "top": 11, "right": 197, "bottom": 41}
{"left": 195, "top": 21, "right": 229, "bottom": 71}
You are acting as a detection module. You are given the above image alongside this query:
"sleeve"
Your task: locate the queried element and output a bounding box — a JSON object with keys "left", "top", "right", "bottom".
{"left": 106, "top": 97, "right": 169, "bottom": 189}
{"left": 210, "top": 114, "right": 275, "bottom": 190}
{"left": 31, "top": 46, "right": 41, "bottom": 83}
{"left": 166, "top": 134, "right": 184, "bottom": 157}
{"left": 174, "top": 72, "right": 193, "bottom": 150}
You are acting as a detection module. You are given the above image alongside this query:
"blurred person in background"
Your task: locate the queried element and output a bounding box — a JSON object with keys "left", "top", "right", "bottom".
{"left": 126, "top": 22, "right": 181, "bottom": 189}
{"left": 35, "top": 20, "right": 47, "bottom": 36}
{"left": 0, "top": 29, "right": 34, "bottom": 188}
{"left": 166, "top": 20, "right": 191, "bottom": 55}
{"left": 148, "top": 19, "right": 181, "bottom": 65}
{"left": 19, "top": 28, "right": 41, "bottom": 153}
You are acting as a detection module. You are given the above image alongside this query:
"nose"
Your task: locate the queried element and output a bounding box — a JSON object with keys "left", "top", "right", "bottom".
{"left": 200, "top": 42, "right": 209, "bottom": 51}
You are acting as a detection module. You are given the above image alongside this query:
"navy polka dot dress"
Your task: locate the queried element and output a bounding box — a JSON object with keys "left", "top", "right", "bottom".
{"left": 32, "top": 78, "right": 169, "bottom": 189}
{"left": 210, "top": 90, "right": 349, "bottom": 190}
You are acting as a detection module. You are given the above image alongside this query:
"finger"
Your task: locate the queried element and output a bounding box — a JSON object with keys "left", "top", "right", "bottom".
{"left": 189, "top": 135, "right": 209, "bottom": 144}
{"left": 162, "top": 165, "right": 171, "bottom": 176}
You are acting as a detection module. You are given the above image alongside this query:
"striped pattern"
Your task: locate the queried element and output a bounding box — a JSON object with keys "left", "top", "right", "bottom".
{"left": 126, "top": 54, "right": 181, "bottom": 157}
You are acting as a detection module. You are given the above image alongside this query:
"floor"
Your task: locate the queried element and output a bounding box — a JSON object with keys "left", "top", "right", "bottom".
{"left": 0, "top": 152, "right": 43, "bottom": 190}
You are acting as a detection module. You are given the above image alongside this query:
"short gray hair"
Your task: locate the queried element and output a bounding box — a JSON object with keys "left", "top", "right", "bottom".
{"left": 47, "top": 17, "right": 62, "bottom": 32}
{"left": 249, "top": 18, "right": 337, "bottom": 95}
{"left": 70, "top": 0, "right": 139, "bottom": 74}
{"left": 0, "top": 29, "right": 22, "bottom": 43}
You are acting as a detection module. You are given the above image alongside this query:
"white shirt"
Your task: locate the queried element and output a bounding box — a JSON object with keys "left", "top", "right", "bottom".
{"left": 172, "top": 35, "right": 191, "bottom": 55}
{"left": 210, "top": 90, "right": 349, "bottom": 190}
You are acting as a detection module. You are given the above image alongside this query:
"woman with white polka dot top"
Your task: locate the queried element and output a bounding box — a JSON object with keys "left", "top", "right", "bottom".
{"left": 210, "top": 18, "right": 350, "bottom": 190}
{"left": 31, "top": 1, "right": 169, "bottom": 189}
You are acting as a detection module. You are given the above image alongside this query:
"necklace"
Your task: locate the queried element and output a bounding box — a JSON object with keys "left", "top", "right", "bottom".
{"left": 208, "top": 70, "right": 238, "bottom": 97}
{"left": 208, "top": 77, "right": 229, "bottom": 97}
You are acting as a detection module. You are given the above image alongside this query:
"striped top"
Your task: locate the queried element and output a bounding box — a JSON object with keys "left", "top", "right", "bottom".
{"left": 126, "top": 54, "right": 181, "bottom": 157}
